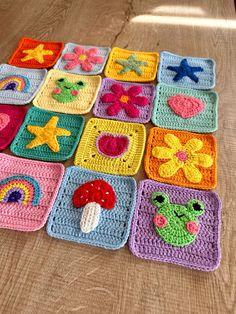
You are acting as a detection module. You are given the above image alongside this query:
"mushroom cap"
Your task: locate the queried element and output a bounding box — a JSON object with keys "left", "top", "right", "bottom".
{"left": 72, "top": 179, "right": 116, "bottom": 209}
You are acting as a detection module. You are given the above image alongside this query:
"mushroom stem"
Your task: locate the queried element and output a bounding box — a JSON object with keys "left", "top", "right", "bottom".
{"left": 80, "top": 202, "right": 102, "bottom": 233}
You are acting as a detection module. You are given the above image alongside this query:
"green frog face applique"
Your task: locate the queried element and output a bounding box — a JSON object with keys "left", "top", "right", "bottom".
{"left": 52, "top": 77, "right": 86, "bottom": 103}
{"left": 151, "top": 192, "right": 204, "bottom": 247}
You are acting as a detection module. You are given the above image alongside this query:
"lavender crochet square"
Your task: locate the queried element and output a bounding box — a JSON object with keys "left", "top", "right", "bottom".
{"left": 129, "top": 180, "right": 221, "bottom": 271}
{"left": 0, "top": 64, "right": 47, "bottom": 105}
{"left": 47, "top": 166, "right": 137, "bottom": 250}
{"left": 93, "top": 78, "right": 156, "bottom": 123}
{"left": 158, "top": 51, "right": 216, "bottom": 90}
{"left": 54, "top": 43, "right": 110, "bottom": 75}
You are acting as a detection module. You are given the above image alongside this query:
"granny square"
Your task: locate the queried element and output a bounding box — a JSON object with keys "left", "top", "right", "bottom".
{"left": 33, "top": 69, "right": 101, "bottom": 114}
{"left": 104, "top": 47, "right": 159, "bottom": 82}
{"left": 158, "top": 51, "right": 216, "bottom": 90}
{"left": 47, "top": 167, "right": 137, "bottom": 250}
{"left": 152, "top": 83, "right": 218, "bottom": 133}
{"left": 0, "top": 64, "right": 47, "bottom": 105}
{"left": 144, "top": 127, "right": 217, "bottom": 189}
{"left": 10, "top": 107, "right": 85, "bottom": 162}
{"left": 0, "top": 105, "right": 27, "bottom": 150}
{"left": 74, "top": 118, "right": 146, "bottom": 176}
{"left": 0, "top": 153, "right": 64, "bottom": 231}
{"left": 54, "top": 43, "right": 110, "bottom": 75}
{"left": 8, "top": 37, "right": 64, "bottom": 69}
{"left": 129, "top": 180, "right": 221, "bottom": 271}
{"left": 93, "top": 78, "right": 156, "bottom": 123}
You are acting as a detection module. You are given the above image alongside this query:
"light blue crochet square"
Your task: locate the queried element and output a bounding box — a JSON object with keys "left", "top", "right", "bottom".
{"left": 47, "top": 167, "right": 137, "bottom": 250}
{"left": 152, "top": 83, "right": 218, "bottom": 133}
{"left": 54, "top": 43, "right": 110, "bottom": 75}
{"left": 0, "top": 64, "right": 47, "bottom": 105}
{"left": 158, "top": 51, "right": 216, "bottom": 90}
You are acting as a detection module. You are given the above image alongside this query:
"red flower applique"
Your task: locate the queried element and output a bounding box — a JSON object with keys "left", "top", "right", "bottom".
{"left": 101, "top": 84, "right": 149, "bottom": 118}
{"left": 63, "top": 46, "right": 104, "bottom": 72}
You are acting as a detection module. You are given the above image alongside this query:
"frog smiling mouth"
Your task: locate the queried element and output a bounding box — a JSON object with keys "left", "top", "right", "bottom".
{"left": 174, "top": 210, "right": 185, "bottom": 218}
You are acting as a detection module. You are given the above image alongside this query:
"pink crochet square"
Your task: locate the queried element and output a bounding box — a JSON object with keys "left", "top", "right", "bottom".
{"left": 0, "top": 154, "right": 64, "bottom": 231}
{"left": 0, "top": 105, "right": 27, "bottom": 150}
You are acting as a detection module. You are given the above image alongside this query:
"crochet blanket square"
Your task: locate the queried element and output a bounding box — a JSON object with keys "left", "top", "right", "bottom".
{"left": 33, "top": 69, "right": 101, "bottom": 114}
{"left": 10, "top": 107, "right": 85, "bottom": 162}
{"left": 158, "top": 51, "right": 216, "bottom": 90}
{"left": 129, "top": 180, "right": 221, "bottom": 271}
{"left": 0, "top": 153, "right": 64, "bottom": 231}
{"left": 47, "top": 166, "right": 137, "bottom": 250}
{"left": 0, "top": 105, "right": 27, "bottom": 150}
{"left": 8, "top": 37, "right": 64, "bottom": 69}
{"left": 74, "top": 118, "right": 146, "bottom": 176}
{"left": 54, "top": 43, "right": 110, "bottom": 75}
{"left": 152, "top": 83, "right": 218, "bottom": 133}
{"left": 104, "top": 47, "right": 159, "bottom": 82}
{"left": 144, "top": 127, "right": 217, "bottom": 190}
{"left": 0, "top": 64, "right": 47, "bottom": 105}
{"left": 93, "top": 78, "right": 156, "bottom": 123}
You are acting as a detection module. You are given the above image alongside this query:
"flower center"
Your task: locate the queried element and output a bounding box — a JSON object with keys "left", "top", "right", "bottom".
{"left": 119, "top": 95, "right": 129, "bottom": 103}
{"left": 79, "top": 54, "right": 87, "bottom": 61}
{"left": 175, "top": 150, "right": 188, "bottom": 161}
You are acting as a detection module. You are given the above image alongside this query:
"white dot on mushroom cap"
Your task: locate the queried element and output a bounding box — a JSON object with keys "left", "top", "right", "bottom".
{"left": 91, "top": 184, "right": 94, "bottom": 187}
{"left": 85, "top": 190, "right": 89, "bottom": 193}
{"left": 105, "top": 192, "right": 109, "bottom": 195}
{"left": 80, "top": 196, "right": 83, "bottom": 198}
{"left": 101, "top": 200, "right": 104, "bottom": 202}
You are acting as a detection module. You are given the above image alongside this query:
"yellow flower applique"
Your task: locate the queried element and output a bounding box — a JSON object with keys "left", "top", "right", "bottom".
{"left": 152, "top": 134, "right": 213, "bottom": 183}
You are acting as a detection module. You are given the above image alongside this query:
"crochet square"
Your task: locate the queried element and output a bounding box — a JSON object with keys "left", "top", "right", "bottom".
{"left": 129, "top": 180, "right": 221, "bottom": 271}
{"left": 74, "top": 118, "right": 146, "bottom": 176}
{"left": 8, "top": 37, "right": 64, "bottom": 69}
{"left": 104, "top": 47, "right": 159, "bottom": 82}
{"left": 47, "top": 167, "right": 137, "bottom": 250}
{"left": 33, "top": 69, "right": 101, "bottom": 114}
{"left": 10, "top": 107, "right": 85, "bottom": 161}
{"left": 0, "top": 64, "right": 47, "bottom": 105}
{"left": 54, "top": 43, "right": 110, "bottom": 75}
{"left": 158, "top": 51, "right": 216, "bottom": 90}
{"left": 152, "top": 83, "right": 218, "bottom": 133}
{"left": 0, "top": 153, "right": 64, "bottom": 231}
{"left": 93, "top": 78, "right": 156, "bottom": 123}
{"left": 0, "top": 105, "right": 27, "bottom": 150}
{"left": 144, "top": 127, "right": 217, "bottom": 189}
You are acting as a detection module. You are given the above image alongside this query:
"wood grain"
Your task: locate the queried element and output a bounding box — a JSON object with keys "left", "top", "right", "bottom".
{"left": 0, "top": 0, "right": 235, "bottom": 313}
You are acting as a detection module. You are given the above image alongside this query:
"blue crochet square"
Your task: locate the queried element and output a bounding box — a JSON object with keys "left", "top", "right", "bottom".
{"left": 47, "top": 167, "right": 137, "bottom": 250}
{"left": 158, "top": 51, "right": 216, "bottom": 90}
{"left": 54, "top": 43, "right": 110, "bottom": 75}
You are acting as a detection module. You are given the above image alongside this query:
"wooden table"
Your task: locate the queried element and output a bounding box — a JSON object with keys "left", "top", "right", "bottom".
{"left": 0, "top": 1, "right": 235, "bottom": 313}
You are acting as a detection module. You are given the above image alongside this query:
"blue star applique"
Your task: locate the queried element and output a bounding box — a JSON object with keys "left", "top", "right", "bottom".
{"left": 167, "top": 58, "right": 204, "bottom": 83}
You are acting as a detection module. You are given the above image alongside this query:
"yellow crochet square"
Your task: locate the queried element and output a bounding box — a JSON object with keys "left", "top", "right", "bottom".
{"left": 33, "top": 69, "right": 101, "bottom": 114}
{"left": 74, "top": 118, "right": 146, "bottom": 175}
{"left": 104, "top": 47, "right": 159, "bottom": 82}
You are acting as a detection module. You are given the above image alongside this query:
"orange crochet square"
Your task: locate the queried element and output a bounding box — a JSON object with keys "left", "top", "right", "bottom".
{"left": 8, "top": 37, "right": 64, "bottom": 69}
{"left": 144, "top": 127, "right": 217, "bottom": 190}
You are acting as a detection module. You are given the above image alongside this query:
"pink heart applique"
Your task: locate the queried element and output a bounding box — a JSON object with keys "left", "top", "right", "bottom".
{"left": 0, "top": 113, "right": 10, "bottom": 131}
{"left": 96, "top": 133, "right": 130, "bottom": 158}
{"left": 167, "top": 94, "right": 205, "bottom": 119}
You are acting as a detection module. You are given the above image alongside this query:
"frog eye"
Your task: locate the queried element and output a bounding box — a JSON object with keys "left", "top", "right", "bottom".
{"left": 57, "top": 78, "right": 64, "bottom": 82}
{"left": 186, "top": 199, "right": 205, "bottom": 217}
{"left": 150, "top": 192, "right": 169, "bottom": 207}
{"left": 77, "top": 81, "right": 85, "bottom": 86}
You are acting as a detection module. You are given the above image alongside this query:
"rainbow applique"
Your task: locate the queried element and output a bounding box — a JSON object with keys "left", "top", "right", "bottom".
{"left": 0, "top": 175, "right": 41, "bottom": 206}
{"left": 0, "top": 75, "right": 30, "bottom": 93}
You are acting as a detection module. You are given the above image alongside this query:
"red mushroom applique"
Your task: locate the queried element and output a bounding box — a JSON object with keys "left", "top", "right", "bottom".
{"left": 72, "top": 180, "right": 116, "bottom": 233}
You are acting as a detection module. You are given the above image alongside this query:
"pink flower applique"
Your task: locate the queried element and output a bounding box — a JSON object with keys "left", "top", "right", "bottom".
{"left": 101, "top": 84, "right": 149, "bottom": 118}
{"left": 62, "top": 46, "right": 104, "bottom": 72}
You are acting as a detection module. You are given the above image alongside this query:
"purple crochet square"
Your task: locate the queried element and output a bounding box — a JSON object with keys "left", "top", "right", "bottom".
{"left": 129, "top": 180, "right": 221, "bottom": 271}
{"left": 93, "top": 78, "right": 156, "bottom": 123}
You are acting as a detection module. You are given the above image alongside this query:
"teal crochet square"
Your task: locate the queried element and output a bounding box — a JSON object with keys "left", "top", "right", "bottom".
{"left": 152, "top": 83, "right": 218, "bottom": 133}
{"left": 47, "top": 166, "right": 137, "bottom": 250}
{"left": 10, "top": 107, "right": 84, "bottom": 161}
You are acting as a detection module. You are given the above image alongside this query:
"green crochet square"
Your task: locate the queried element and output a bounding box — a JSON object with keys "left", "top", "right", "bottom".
{"left": 152, "top": 83, "right": 218, "bottom": 133}
{"left": 10, "top": 107, "right": 84, "bottom": 161}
